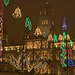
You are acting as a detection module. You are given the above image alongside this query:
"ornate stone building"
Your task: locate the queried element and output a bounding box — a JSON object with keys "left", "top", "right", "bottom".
{"left": 0, "top": 0, "right": 75, "bottom": 75}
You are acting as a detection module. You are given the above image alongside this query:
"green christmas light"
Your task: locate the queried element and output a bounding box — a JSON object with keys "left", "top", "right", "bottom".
{"left": 70, "top": 40, "right": 73, "bottom": 47}
{"left": 25, "top": 17, "right": 32, "bottom": 30}
{"left": 4, "top": 0, "right": 9, "bottom": 6}
{"left": 63, "top": 32, "right": 66, "bottom": 40}
{"left": 60, "top": 45, "right": 67, "bottom": 67}
{"left": 54, "top": 33, "right": 58, "bottom": 42}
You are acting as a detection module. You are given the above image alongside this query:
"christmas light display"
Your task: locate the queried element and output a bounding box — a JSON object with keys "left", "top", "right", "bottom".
{"left": 60, "top": 32, "right": 67, "bottom": 67}
{"left": 9, "top": 54, "right": 22, "bottom": 70}
{"left": 68, "top": 40, "right": 74, "bottom": 66}
{"left": 70, "top": 40, "right": 73, "bottom": 47}
{"left": 12, "top": 7, "right": 22, "bottom": 18}
{"left": 0, "top": 17, "right": 3, "bottom": 55}
{"left": 67, "top": 34, "right": 71, "bottom": 40}
{"left": 47, "top": 33, "right": 53, "bottom": 41}
{"left": 72, "top": 45, "right": 75, "bottom": 50}
{"left": 53, "top": 33, "right": 58, "bottom": 42}
{"left": 34, "top": 26, "right": 42, "bottom": 36}
{"left": 4, "top": 0, "right": 9, "bottom": 6}
{"left": 58, "top": 34, "right": 63, "bottom": 41}
{"left": 62, "top": 17, "right": 67, "bottom": 30}
{"left": 0, "top": 0, "right": 3, "bottom": 57}
{"left": 4, "top": 51, "right": 53, "bottom": 74}
{"left": 63, "top": 32, "right": 66, "bottom": 40}
{"left": 25, "top": 17, "right": 32, "bottom": 30}
{"left": 60, "top": 44, "right": 67, "bottom": 67}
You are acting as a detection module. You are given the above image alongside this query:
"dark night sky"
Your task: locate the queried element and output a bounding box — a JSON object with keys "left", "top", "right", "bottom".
{"left": 4, "top": 0, "right": 75, "bottom": 42}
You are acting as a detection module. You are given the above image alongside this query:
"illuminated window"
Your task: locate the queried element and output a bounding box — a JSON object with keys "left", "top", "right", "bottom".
{"left": 14, "top": 47, "right": 17, "bottom": 51}
{"left": 42, "top": 20, "right": 48, "bottom": 25}
{"left": 5, "top": 48, "right": 8, "bottom": 51}
{"left": 44, "top": 10, "right": 46, "bottom": 15}
{"left": 8, "top": 48, "right": 10, "bottom": 51}
{"left": 17, "top": 47, "right": 19, "bottom": 50}
{"left": 55, "top": 45, "right": 58, "bottom": 48}
{"left": 17, "top": 50, "right": 19, "bottom": 52}
{"left": 0, "top": 58, "right": 2, "bottom": 61}
{"left": 52, "top": 21, "right": 54, "bottom": 25}
{"left": 40, "top": 11, "right": 42, "bottom": 15}
{"left": 27, "top": 42, "right": 33, "bottom": 49}
{"left": 58, "top": 69, "right": 61, "bottom": 75}
{"left": 42, "top": 41, "right": 48, "bottom": 48}
{"left": 34, "top": 41, "right": 41, "bottom": 49}
{"left": 72, "top": 45, "right": 75, "bottom": 50}
{"left": 50, "top": 43, "right": 53, "bottom": 49}
{"left": 73, "top": 53, "right": 75, "bottom": 60}
{"left": 56, "top": 54, "right": 60, "bottom": 60}
{"left": 46, "top": 20, "right": 48, "bottom": 24}
{"left": 44, "top": 20, "right": 45, "bottom": 24}
{"left": 11, "top": 48, "right": 13, "bottom": 51}
{"left": 42, "top": 20, "right": 44, "bottom": 25}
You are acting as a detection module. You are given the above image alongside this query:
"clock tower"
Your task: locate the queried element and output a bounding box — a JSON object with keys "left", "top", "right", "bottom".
{"left": 39, "top": 0, "right": 54, "bottom": 36}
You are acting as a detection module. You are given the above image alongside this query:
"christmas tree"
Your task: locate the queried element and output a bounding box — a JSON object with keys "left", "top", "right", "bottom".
{"left": 4, "top": 0, "right": 9, "bottom": 6}
{"left": 25, "top": 17, "right": 32, "bottom": 30}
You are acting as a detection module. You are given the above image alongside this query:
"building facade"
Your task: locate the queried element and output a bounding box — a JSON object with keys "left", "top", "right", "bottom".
{"left": 0, "top": 0, "right": 75, "bottom": 75}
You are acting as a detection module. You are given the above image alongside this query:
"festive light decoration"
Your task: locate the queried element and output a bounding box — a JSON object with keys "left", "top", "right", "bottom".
{"left": 60, "top": 32, "right": 67, "bottom": 67}
{"left": 68, "top": 45, "right": 72, "bottom": 60}
{"left": 9, "top": 54, "right": 22, "bottom": 70}
{"left": 68, "top": 60, "right": 74, "bottom": 66}
{"left": 4, "top": 0, "right": 9, "bottom": 6}
{"left": 53, "top": 33, "right": 58, "bottom": 42}
{"left": 72, "top": 45, "right": 75, "bottom": 50}
{"left": 60, "top": 44, "right": 67, "bottom": 67}
{"left": 0, "top": 17, "right": 3, "bottom": 55}
{"left": 12, "top": 7, "right": 22, "bottom": 18}
{"left": 34, "top": 26, "right": 42, "bottom": 36}
{"left": 68, "top": 48, "right": 74, "bottom": 66}
{"left": 63, "top": 32, "right": 66, "bottom": 40}
{"left": 25, "top": 17, "right": 32, "bottom": 30}
{"left": 70, "top": 40, "right": 73, "bottom": 47}
{"left": 58, "top": 34, "right": 63, "bottom": 41}
{"left": 67, "top": 34, "right": 71, "bottom": 40}
{"left": 4, "top": 51, "right": 53, "bottom": 74}
{"left": 62, "top": 17, "right": 67, "bottom": 30}
{"left": 0, "top": 0, "right": 3, "bottom": 57}
{"left": 68, "top": 41, "right": 74, "bottom": 66}
{"left": 47, "top": 33, "right": 53, "bottom": 41}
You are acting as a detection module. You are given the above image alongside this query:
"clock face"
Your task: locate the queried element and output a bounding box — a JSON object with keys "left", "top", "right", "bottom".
{"left": 26, "top": 42, "right": 33, "bottom": 49}
{"left": 34, "top": 41, "right": 41, "bottom": 49}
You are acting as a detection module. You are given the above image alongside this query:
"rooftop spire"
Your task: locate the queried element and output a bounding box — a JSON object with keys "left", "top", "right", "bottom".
{"left": 44, "top": 0, "right": 50, "bottom": 5}
{"left": 62, "top": 16, "right": 67, "bottom": 30}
